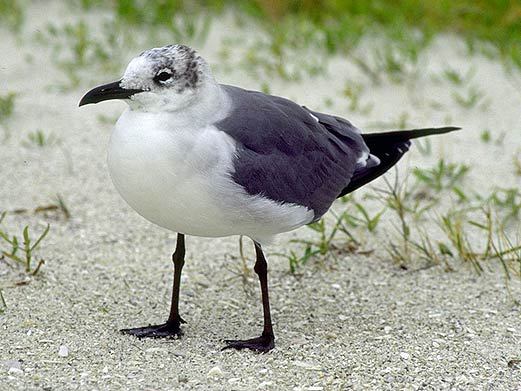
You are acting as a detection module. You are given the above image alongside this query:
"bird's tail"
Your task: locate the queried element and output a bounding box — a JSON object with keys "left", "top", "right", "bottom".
{"left": 339, "top": 126, "right": 460, "bottom": 196}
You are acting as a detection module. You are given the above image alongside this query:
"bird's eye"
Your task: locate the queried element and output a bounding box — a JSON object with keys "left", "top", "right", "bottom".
{"left": 154, "top": 71, "right": 172, "bottom": 83}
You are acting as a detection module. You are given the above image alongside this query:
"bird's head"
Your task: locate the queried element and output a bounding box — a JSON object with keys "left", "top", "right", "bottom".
{"left": 79, "top": 44, "right": 213, "bottom": 112}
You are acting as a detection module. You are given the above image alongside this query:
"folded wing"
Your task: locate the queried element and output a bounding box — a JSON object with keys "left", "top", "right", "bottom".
{"left": 216, "top": 85, "right": 372, "bottom": 219}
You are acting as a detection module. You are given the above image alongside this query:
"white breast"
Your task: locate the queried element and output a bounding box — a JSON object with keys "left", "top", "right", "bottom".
{"left": 107, "top": 109, "right": 313, "bottom": 245}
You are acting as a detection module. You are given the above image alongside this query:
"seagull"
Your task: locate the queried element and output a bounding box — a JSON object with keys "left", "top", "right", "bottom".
{"left": 79, "top": 44, "right": 459, "bottom": 352}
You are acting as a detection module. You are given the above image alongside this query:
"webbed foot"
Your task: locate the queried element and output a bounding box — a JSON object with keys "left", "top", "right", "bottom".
{"left": 120, "top": 318, "right": 185, "bottom": 339}
{"left": 222, "top": 332, "right": 275, "bottom": 352}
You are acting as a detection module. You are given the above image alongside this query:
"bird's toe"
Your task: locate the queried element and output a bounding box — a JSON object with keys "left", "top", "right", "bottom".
{"left": 120, "top": 320, "right": 184, "bottom": 339}
{"left": 222, "top": 333, "right": 275, "bottom": 352}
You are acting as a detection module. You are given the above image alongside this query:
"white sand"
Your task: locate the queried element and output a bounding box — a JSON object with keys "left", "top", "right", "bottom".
{"left": 1, "top": 2, "right": 521, "bottom": 390}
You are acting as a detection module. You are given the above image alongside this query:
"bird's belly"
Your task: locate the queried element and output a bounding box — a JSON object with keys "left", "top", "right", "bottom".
{"left": 107, "top": 123, "right": 239, "bottom": 237}
{"left": 110, "top": 169, "right": 230, "bottom": 237}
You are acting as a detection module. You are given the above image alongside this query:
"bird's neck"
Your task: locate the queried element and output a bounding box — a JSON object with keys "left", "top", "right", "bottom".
{"left": 178, "top": 80, "right": 230, "bottom": 127}
{"left": 127, "top": 79, "right": 230, "bottom": 129}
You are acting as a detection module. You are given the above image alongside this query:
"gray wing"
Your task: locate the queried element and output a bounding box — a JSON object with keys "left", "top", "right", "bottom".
{"left": 216, "top": 85, "right": 370, "bottom": 219}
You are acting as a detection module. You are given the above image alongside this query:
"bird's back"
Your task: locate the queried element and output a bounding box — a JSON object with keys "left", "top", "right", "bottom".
{"left": 216, "top": 85, "right": 373, "bottom": 220}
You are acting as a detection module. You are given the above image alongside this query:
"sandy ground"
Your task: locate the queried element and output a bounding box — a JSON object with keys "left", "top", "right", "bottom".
{"left": 1, "top": 2, "right": 521, "bottom": 390}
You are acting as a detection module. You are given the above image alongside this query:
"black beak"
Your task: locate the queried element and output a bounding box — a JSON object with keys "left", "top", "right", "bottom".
{"left": 79, "top": 80, "right": 143, "bottom": 106}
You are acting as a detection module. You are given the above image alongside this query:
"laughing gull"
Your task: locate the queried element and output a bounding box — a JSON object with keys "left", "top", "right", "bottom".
{"left": 80, "top": 44, "right": 459, "bottom": 352}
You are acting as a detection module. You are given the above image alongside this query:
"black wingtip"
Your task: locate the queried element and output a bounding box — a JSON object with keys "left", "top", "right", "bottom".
{"left": 433, "top": 126, "right": 461, "bottom": 132}
{"left": 405, "top": 126, "right": 461, "bottom": 139}
{"left": 397, "top": 126, "right": 461, "bottom": 135}
{"left": 362, "top": 126, "right": 461, "bottom": 143}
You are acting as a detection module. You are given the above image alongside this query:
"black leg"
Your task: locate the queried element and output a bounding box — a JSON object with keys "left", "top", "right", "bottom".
{"left": 121, "top": 233, "right": 186, "bottom": 338}
{"left": 223, "top": 241, "right": 275, "bottom": 352}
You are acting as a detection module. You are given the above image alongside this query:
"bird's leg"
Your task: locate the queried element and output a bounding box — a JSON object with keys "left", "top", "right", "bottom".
{"left": 223, "top": 241, "right": 275, "bottom": 352}
{"left": 120, "top": 233, "right": 186, "bottom": 338}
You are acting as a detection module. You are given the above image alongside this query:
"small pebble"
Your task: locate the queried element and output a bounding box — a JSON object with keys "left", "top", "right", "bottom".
{"left": 399, "top": 352, "right": 410, "bottom": 360}
{"left": 207, "top": 366, "right": 223, "bottom": 378}
{"left": 58, "top": 345, "right": 69, "bottom": 357}
{"left": 8, "top": 367, "right": 23, "bottom": 375}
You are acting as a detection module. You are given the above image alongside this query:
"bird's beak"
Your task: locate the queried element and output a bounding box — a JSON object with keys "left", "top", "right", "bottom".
{"left": 79, "top": 80, "right": 143, "bottom": 106}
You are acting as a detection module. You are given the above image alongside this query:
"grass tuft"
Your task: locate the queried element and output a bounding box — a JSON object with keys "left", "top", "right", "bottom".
{"left": 0, "top": 92, "right": 16, "bottom": 122}
{"left": 23, "top": 130, "right": 56, "bottom": 148}
{"left": 276, "top": 209, "right": 361, "bottom": 273}
{"left": 452, "top": 86, "right": 485, "bottom": 109}
{"left": 488, "top": 188, "right": 521, "bottom": 225}
{"left": 0, "top": 212, "right": 50, "bottom": 276}
{"left": 0, "top": 0, "right": 23, "bottom": 31}
{"left": 413, "top": 159, "right": 470, "bottom": 195}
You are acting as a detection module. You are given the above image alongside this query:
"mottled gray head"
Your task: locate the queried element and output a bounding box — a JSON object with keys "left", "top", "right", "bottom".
{"left": 79, "top": 44, "right": 214, "bottom": 112}
{"left": 122, "top": 45, "right": 207, "bottom": 92}
{"left": 121, "top": 44, "right": 212, "bottom": 111}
